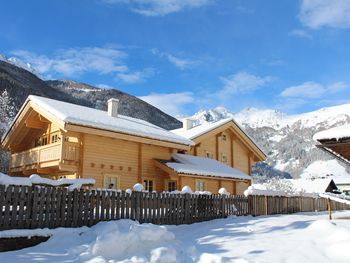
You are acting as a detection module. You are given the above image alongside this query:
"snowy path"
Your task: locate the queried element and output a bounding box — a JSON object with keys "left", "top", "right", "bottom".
{"left": 1, "top": 211, "right": 350, "bottom": 262}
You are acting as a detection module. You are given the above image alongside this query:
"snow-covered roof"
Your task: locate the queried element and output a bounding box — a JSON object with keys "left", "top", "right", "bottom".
{"left": 288, "top": 178, "right": 335, "bottom": 194}
{"left": 165, "top": 153, "right": 251, "bottom": 180}
{"left": 14, "top": 96, "right": 194, "bottom": 146}
{"left": 332, "top": 177, "right": 350, "bottom": 185}
{"left": 171, "top": 117, "right": 266, "bottom": 159}
{"left": 171, "top": 118, "right": 234, "bottom": 140}
{"left": 313, "top": 124, "right": 350, "bottom": 141}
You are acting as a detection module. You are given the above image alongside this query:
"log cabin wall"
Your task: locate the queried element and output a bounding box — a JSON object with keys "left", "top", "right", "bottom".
{"left": 193, "top": 129, "right": 256, "bottom": 175}
{"left": 81, "top": 134, "right": 175, "bottom": 189}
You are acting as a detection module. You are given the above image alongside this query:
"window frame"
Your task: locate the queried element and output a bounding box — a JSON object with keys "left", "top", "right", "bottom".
{"left": 195, "top": 179, "right": 206, "bottom": 191}
{"left": 103, "top": 174, "right": 120, "bottom": 190}
{"left": 143, "top": 179, "right": 154, "bottom": 192}
{"left": 167, "top": 180, "right": 177, "bottom": 192}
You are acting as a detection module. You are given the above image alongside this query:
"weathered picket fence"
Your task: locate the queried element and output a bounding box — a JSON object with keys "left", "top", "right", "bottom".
{"left": 0, "top": 185, "right": 248, "bottom": 230}
{"left": 248, "top": 195, "right": 350, "bottom": 216}
{"left": 1, "top": 185, "right": 349, "bottom": 230}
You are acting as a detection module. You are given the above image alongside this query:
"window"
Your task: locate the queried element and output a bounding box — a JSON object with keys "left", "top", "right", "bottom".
{"left": 168, "top": 181, "right": 177, "bottom": 192}
{"left": 143, "top": 180, "right": 154, "bottom": 192}
{"left": 221, "top": 154, "right": 228, "bottom": 163}
{"left": 222, "top": 134, "right": 227, "bottom": 141}
{"left": 205, "top": 151, "right": 214, "bottom": 159}
{"left": 35, "top": 135, "right": 48, "bottom": 147}
{"left": 104, "top": 174, "right": 120, "bottom": 190}
{"left": 195, "top": 180, "right": 206, "bottom": 191}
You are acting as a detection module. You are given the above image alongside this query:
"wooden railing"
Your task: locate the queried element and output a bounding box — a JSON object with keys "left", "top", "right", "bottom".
{"left": 10, "top": 142, "right": 80, "bottom": 169}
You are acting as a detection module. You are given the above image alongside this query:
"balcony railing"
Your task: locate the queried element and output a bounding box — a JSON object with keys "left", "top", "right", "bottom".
{"left": 10, "top": 142, "right": 80, "bottom": 169}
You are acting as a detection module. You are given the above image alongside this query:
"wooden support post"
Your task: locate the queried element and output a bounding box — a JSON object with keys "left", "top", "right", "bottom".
{"left": 328, "top": 198, "right": 332, "bottom": 220}
{"left": 216, "top": 134, "right": 220, "bottom": 161}
{"left": 138, "top": 143, "right": 142, "bottom": 183}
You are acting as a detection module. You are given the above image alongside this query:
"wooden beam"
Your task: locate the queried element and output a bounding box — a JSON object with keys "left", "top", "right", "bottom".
{"left": 138, "top": 143, "right": 143, "bottom": 183}
{"left": 152, "top": 159, "right": 179, "bottom": 178}
{"left": 78, "top": 133, "right": 85, "bottom": 178}
{"left": 230, "top": 135, "right": 235, "bottom": 168}
{"left": 25, "top": 118, "right": 46, "bottom": 129}
{"left": 39, "top": 115, "right": 50, "bottom": 123}
{"left": 65, "top": 123, "right": 191, "bottom": 151}
{"left": 216, "top": 134, "right": 220, "bottom": 161}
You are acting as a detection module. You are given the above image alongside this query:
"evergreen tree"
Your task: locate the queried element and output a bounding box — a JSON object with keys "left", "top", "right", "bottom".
{"left": 0, "top": 90, "right": 16, "bottom": 173}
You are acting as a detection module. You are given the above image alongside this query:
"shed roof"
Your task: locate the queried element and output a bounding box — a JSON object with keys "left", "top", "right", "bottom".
{"left": 164, "top": 153, "right": 251, "bottom": 180}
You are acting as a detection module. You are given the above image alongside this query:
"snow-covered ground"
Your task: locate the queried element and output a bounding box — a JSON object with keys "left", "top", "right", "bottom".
{"left": 1, "top": 211, "right": 350, "bottom": 262}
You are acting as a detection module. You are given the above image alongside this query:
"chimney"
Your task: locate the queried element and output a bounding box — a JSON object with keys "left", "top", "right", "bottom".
{"left": 183, "top": 118, "right": 193, "bottom": 130}
{"left": 107, "top": 98, "right": 119, "bottom": 117}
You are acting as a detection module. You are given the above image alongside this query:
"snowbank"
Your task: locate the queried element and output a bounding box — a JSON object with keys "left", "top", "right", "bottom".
{"left": 0, "top": 173, "right": 95, "bottom": 191}
{"left": 3, "top": 211, "right": 350, "bottom": 262}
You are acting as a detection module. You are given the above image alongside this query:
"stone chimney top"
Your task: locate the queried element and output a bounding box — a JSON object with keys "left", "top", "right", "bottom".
{"left": 107, "top": 98, "right": 119, "bottom": 117}
{"left": 183, "top": 118, "right": 193, "bottom": 130}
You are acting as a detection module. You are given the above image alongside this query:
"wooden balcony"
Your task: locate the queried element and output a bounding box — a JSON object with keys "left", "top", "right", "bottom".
{"left": 9, "top": 142, "right": 80, "bottom": 175}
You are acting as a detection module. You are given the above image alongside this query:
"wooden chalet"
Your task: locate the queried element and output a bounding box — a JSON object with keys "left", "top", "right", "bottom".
{"left": 1, "top": 96, "right": 266, "bottom": 194}
{"left": 314, "top": 124, "right": 350, "bottom": 165}
{"left": 170, "top": 118, "right": 266, "bottom": 194}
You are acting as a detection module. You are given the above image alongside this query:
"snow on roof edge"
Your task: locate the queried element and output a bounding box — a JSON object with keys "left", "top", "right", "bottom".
{"left": 313, "top": 124, "right": 350, "bottom": 142}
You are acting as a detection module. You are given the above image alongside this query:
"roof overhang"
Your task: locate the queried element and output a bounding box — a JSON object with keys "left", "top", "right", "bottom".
{"left": 316, "top": 139, "right": 350, "bottom": 166}
{"left": 153, "top": 159, "right": 251, "bottom": 182}
{"left": 190, "top": 120, "right": 266, "bottom": 161}
{"left": 1, "top": 96, "right": 192, "bottom": 151}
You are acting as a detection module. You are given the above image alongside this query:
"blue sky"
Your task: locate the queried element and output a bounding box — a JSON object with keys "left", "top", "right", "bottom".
{"left": 1, "top": 0, "right": 350, "bottom": 116}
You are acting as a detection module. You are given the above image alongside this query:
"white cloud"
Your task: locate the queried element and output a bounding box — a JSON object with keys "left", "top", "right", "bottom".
{"left": 103, "top": 0, "right": 213, "bottom": 16}
{"left": 117, "top": 68, "right": 155, "bottom": 84}
{"left": 11, "top": 47, "right": 154, "bottom": 84}
{"left": 139, "top": 92, "right": 194, "bottom": 116}
{"left": 12, "top": 47, "right": 128, "bottom": 77}
{"left": 219, "top": 71, "right": 272, "bottom": 98}
{"left": 289, "top": 29, "right": 313, "bottom": 39}
{"left": 299, "top": 0, "right": 350, "bottom": 29}
{"left": 166, "top": 54, "right": 195, "bottom": 70}
{"left": 151, "top": 49, "right": 196, "bottom": 70}
{"left": 281, "top": 81, "right": 349, "bottom": 98}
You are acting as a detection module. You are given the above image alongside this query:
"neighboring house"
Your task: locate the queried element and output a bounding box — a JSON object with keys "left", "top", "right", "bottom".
{"left": 313, "top": 124, "right": 350, "bottom": 165}
{"left": 332, "top": 177, "right": 350, "bottom": 196}
{"left": 289, "top": 178, "right": 339, "bottom": 194}
{"left": 171, "top": 118, "right": 266, "bottom": 194}
{"left": 1, "top": 96, "right": 266, "bottom": 194}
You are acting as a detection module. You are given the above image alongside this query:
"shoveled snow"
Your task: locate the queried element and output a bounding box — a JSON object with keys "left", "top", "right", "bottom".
{"left": 313, "top": 124, "right": 350, "bottom": 141}
{"left": 4, "top": 95, "right": 194, "bottom": 146}
{"left": 0, "top": 173, "right": 95, "bottom": 191}
{"left": 166, "top": 153, "right": 251, "bottom": 180}
{"left": 181, "top": 185, "right": 193, "bottom": 194}
{"left": 218, "top": 187, "right": 230, "bottom": 195}
{"left": 2, "top": 211, "right": 350, "bottom": 262}
{"left": 133, "top": 183, "right": 144, "bottom": 192}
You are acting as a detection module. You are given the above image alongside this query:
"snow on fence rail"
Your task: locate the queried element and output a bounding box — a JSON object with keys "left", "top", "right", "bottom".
{"left": 0, "top": 185, "right": 349, "bottom": 230}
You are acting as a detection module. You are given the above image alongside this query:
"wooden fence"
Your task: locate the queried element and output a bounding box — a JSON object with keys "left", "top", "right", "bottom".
{"left": 0, "top": 185, "right": 349, "bottom": 230}
{"left": 249, "top": 195, "right": 350, "bottom": 216}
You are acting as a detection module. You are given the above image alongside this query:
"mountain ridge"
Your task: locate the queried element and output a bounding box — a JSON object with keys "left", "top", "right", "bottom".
{"left": 187, "top": 105, "right": 350, "bottom": 179}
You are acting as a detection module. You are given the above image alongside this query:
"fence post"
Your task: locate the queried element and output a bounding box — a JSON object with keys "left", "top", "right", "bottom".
{"left": 327, "top": 198, "right": 332, "bottom": 220}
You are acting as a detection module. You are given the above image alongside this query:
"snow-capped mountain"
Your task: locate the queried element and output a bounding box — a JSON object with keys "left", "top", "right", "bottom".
{"left": 0, "top": 54, "right": 39, "bottom": 76}
{"left": 189, "top": 105, "right": 350, "bottom": 179}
